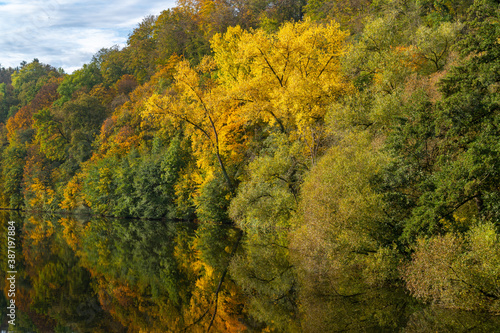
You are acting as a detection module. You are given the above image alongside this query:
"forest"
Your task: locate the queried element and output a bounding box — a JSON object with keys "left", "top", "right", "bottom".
{"left": 0, "top": 0, "right": 499, "bottom": 331}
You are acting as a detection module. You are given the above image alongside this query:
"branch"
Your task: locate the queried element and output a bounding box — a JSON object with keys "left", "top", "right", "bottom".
{"left": 267, "top": 109, "right": 286, "bottom": 133}
{"left": 257, "top": 47, "right": 283, "bottom": 87}
{"left": 57, "top": 125, "right": 70, "bottom": 142}
{"left": 441, "top": 194, "right": 480, "bottom": 222}
{"left": 152, "top": 100, "right": 214, "bottom": 146}
{"left": 181, "top": 231, "right": 243, "bottom": 333}
{"left": 280, "top": 47, "right": 290, "bottom": 86}
{"left": 177, "top": 74, "right": 234, "bottom": 191}
{"left": 449, "top": 265, "right": 499, "bottom": 300}
{"left": 317, "top": 55, "right": 335, "bottom": 79}
{"left": 207, "top": 230, "right": 243, "bottom": 332}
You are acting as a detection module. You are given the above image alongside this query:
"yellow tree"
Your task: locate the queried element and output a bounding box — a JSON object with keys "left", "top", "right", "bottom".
{"left": 211, "top": 18, "right": 353, "bottom": 163}
{"left": 145, "top": 57, "right": 246, "bottom": 192}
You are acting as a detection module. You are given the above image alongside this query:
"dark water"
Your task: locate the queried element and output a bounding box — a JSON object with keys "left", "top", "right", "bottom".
{"left": 1, "top": 211, "right": 499, "bottom": 332}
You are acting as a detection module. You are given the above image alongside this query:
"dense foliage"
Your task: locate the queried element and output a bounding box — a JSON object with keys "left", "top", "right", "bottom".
{"left": 0, "top": 0, "right": 499, "bottom": 330}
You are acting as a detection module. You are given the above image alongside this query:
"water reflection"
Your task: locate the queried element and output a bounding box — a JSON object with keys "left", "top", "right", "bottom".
{"left": 1, "top": 211, "right": 499, "bottom": 332}
{"left": 230, "top": 229, "right": 299, "bottom": 332}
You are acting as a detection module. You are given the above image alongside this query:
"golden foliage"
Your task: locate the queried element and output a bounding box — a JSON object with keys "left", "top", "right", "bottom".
{"left": 60, "top": 172, "right": 87, "bottom": 210}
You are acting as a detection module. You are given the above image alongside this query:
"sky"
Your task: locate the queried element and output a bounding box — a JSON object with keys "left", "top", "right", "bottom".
{"left": 0, "top": 0, "right": 176, "bottom": 73}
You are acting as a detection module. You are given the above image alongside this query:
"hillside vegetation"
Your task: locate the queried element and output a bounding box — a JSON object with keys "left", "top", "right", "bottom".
{"left": 0, "top": 0, "right": 499, "bottom": 315}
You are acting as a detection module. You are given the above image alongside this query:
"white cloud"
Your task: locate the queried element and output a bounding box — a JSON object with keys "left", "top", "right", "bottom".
{"left": 0, "top": 0, "right": 176, "bottom": 72}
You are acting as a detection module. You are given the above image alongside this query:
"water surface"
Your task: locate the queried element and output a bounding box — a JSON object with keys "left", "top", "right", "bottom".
{"left": 1, "top": 211, "right": 499, "bottom": 332}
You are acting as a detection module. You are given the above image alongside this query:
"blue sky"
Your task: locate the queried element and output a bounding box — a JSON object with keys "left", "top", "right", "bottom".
{"left": 0, "top": 0, "right": 176, "bottom": 73}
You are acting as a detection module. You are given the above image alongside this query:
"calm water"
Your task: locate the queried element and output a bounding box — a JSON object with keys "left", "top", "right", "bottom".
{"left": 1, "top": 211, "right": 499, "bottom": 332}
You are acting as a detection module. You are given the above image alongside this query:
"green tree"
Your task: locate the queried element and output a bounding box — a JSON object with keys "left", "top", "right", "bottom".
{"left": 11, "top": 59, "right": 61, "bottom": 108}
{"left": 229, "top": 134, "right": 306, "bottom": 231}
{"left": 1, "top": 143, "right": 26, "bottom": 208}
{"left": 381, "top": 0, "right": 500, "bottom": 241}
{"left": 0, "top": 68, "right": 18, "bottom": 122}
{"left": 154, "top": 7, "right": 210, "bottom": 65}
{"left": 94, "top": 46, "right": 131, "bottom": 87}
{"left": 305, "top": 0, "right": 371, "bottom": 33}
{"left": 125, "top": 15, "right": 158, "bottom": 83}
{"left": 32, "top": 82, "right": 106, "bottom": 178}
{"left": 292, "top": 133, "right": 399, "bottom": 299}
{"left": 404, "top": 222, "right": 500, "bottom": 312}
{"left": 55, "top": 62, "right": 103, "bottom": 105}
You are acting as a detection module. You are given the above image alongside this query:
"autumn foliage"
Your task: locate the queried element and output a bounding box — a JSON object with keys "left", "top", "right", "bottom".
{"left": 0, "top": 0, "right": 499, "bottom": 331}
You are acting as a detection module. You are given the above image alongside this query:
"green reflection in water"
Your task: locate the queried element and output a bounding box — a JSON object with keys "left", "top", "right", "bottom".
{"left": 0, "top": 211, "right": 499, "bottom": 332}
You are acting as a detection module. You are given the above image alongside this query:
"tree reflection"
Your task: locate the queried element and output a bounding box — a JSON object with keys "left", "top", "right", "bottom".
{"left": 79, "top": 218, "right": 246, "bottom": 332}
{"left": 230, "top": 228, "right": 300, "bottom": 332}
{"left": 1, "top": 212, "right": 500, "bottom": 332}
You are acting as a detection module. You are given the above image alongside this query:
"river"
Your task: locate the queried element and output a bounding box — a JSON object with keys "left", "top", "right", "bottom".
{"left": 1, "top": 211, "right": 499, "bottom": 332}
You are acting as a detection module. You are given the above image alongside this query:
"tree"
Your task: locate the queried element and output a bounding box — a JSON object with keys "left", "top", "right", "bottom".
{"left": 0, "top": 67, "right": 17, "bottom": 122}
{"left": 154, "top": 7, "right": 210, "bottom": 65}
{"left": 22, "top": 145, "right": 58, "bottom": 211}
{"left": 55, "top": 62, "right": 103, "bottom": 105}
{"left": 33, "top": 107, "right": 68, "bottom": 161}
{"left": 229, "top": 133, "right": 306, "bottom": 231}
{"left": 404, "top": 222, "right": 500, "bottom": 312}
{"left": 146, "top": 57, "right": 243, "bottom": 193}
{"left": 211, "top": 18, "right": 352, "bottom": 163}
{"left": 304, "top": 0, "right": 371, "bottom": 33}
{"left": 10, "top": 59, "right": 61, "bottom": 107}
{"left": 125, "top": 15, "right": 159, "bottom": 83}
{"left": 380, "top": 0, "right": 500, "bottom": 241}
{"left": 291, "top": 133, "right": 399, "bottom": 299}
{"left": 1, "top": 143, "right": 26, "bottom": 208}
{"left": 413, "top": 21, "right": 463, "bottom": 72}
{"left": 94, "top": 46, "right": 131, "bottom": 87}
{"left": 35, "top": 93, "right": 107, "bottom": 166}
